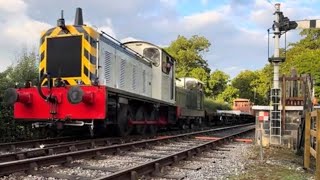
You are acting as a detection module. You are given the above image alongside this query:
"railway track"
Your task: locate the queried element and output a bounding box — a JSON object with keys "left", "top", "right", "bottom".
{"left": 0, "top": 135, "right": 152, "bottom": 162}
{"left": 0, "top": 136, "right": 79, "bottom": 152}
{"left": 0, "top": 123, "right": 254, "bottom": 179}
{"left": 0, "top": 125, "right": 226, "bottom": 154}
{"left": 95, "top": 125, "right": 254, "bottom": 180}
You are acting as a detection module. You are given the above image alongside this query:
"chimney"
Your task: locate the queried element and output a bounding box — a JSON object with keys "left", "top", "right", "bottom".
{"left": 74, "top": 7, "right": 83, "bottom": 26}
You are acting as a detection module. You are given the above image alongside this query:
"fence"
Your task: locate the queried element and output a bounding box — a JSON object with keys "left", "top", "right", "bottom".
{"left": 304, "top": 110, "right": 320, "bottom": 180}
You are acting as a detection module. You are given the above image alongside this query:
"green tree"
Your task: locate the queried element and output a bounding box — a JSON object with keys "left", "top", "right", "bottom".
{"left": 189, "top": 67, "right": 208, "bottom": 83}
{"left": 8, "top": 50, "right": 38, "bottom": 85}
{"left": 280, "top": 29, "right": 320, "bottom": 97}
{"left": 216, "top": 85, "right": 239, "bottom": 104}
{"left": 165, "top": 35, "right": 211, "bottom": 78}
{"left": 208, "top": 70, "right": 230, "bottom": 97}
{"left": 0, "top": 67, "right": 14, "bottom": 92}
{"left": 251, "top": 64, "right": 273, "bottom": 105}
{"left": 231, "top": 70, "right": 259, "bottom": 102}
{"left": 0, "top": 49, "right": 38, "bottom": 142}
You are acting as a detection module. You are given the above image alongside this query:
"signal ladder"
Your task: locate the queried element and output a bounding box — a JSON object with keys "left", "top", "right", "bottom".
{"left": 270, "top": 88, "right": 281, "bottom": 145}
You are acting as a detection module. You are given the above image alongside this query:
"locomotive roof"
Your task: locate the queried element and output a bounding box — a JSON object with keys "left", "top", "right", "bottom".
{"left": 123, "top": 41, "right": 176, "bottom": 61}
{"left": 177, "top": 77, "right": 204, "bottom": 85}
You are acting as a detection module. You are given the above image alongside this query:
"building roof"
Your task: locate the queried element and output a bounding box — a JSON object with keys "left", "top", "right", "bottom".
{"left": 233, "top": 98, "right": 251, "bottom": 101}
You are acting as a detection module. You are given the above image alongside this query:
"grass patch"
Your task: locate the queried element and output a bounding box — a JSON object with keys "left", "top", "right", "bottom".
{"left": 229, "top": 146, "right": 314, "bottom": 180}
{"left": 230, "top": 163, "right": 309, "bottom": 180}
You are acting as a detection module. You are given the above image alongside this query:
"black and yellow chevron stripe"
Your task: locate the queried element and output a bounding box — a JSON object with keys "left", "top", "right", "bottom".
{"left": 39, "top": 25, "right": 98, "bottom": 85}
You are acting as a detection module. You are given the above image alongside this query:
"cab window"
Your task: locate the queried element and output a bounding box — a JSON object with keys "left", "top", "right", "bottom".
{"left": 143, "top": 48, "right": 160, "bottom": 67}
{"left": 162, "top": 55, "right": 172, "bottom": 74}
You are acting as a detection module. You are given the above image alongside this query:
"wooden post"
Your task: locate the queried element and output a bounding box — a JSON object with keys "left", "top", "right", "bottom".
{"left": 304, "top": 111, "right": 311, "bottom": 169}
{"left": 316, "top": 111, "right": 320, "bottom": 180}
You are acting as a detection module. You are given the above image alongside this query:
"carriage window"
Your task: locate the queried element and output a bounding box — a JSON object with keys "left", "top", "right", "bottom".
{"left": 143, "top": 48, "right": 160, "bottom": 67}
{"left": 162, "top": 55, "right": 172, "bottom": 74}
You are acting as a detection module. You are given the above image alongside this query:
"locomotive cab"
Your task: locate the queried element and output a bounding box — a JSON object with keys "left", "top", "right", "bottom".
{"left": 176, "top": 77, "right": 204, "bottom": 111}
{"left": 123, "top": 41, "right": 176, "bottom": 104}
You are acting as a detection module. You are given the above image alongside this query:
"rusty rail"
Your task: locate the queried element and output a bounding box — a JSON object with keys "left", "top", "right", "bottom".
{"left": 304, "top": 110, "right": 320, "bottom": 180}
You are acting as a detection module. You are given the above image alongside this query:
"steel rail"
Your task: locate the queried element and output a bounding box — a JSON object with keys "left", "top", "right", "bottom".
{"left": 0, "top": 125, "right": 218, "bottom": 152}
{"left": 94, "top": 125, "right": 255, "bottom": 180}
{"left": 0, "top": 123, "right": 253, "bottom": 176}
{"left": 0, "top": 136, "right": 146, "bottom": 162}
{"left": 0, "top": 136, "right": 79, "bottom": 151}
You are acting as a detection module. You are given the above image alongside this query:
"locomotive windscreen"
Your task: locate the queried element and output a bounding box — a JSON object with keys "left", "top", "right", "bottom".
{"left": 47, "top": 36, "right": 82, "bottom": 77}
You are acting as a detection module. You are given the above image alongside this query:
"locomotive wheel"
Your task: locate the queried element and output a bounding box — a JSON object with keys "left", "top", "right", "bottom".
{"left": 117, "top": 105, "right": 133, "bottom": 137}
{"left": 135, "top": 106, "right": 147, "bottom": 135}
{"left": 181, "top": 123, "right": 188, "bottom": 130}
{"left": 147, "top": 110, "right": 158, "bottom": 136}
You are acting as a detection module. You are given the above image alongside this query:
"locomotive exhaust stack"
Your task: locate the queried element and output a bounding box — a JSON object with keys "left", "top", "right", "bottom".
{"left": 74, "top": 7, "right": 83, "bottom": 26}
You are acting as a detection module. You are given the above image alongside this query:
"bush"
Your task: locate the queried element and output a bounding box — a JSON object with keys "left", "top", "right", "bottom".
{"left": 204, "top": 98, "right": 231, "bottom": 113}
{"left": 0, "top": 49, "right": 39, "bottom": 142}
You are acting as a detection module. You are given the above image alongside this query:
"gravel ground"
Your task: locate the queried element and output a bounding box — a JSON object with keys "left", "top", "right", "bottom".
{"left": 84, "top": 154, "right": 151, "bottom": 169}
{"left": 147, "top": 142, "right": 253, "bottom": 180}
{"left": 0, "top": 174, "right": 64, "bottom": 180}
{"left": 54, "top": 166, "right": 110, "bottom": 178}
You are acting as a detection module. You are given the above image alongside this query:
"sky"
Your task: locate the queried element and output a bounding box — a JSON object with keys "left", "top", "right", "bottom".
{"left": 0, "top": 0, "right": 320, "bottom": 78}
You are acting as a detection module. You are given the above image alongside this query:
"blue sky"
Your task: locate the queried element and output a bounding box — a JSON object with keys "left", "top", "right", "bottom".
{"left": 0, "top": 0, "right": 320, "bottom": 78}
{"left": 176, "top": 0, "right": 228, "bottom": 15}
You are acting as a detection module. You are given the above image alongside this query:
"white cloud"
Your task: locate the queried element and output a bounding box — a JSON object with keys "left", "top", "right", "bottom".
{"left": 0, "top": 0, "right": 26, "bottom": 13}
{"left": 182, "top": 10, "right": 223, "bottom": 30}
{"left": 98, "top": 18, "right": 116, "bottom": 38}
{"left": 3, "top": 19, "right": 50, "bottom": 46}
{"left": 223, "top": 66, "right": 245, "bottom": 72}
{"left": 0, "top": 0, "right": 50, "bottom": 70}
